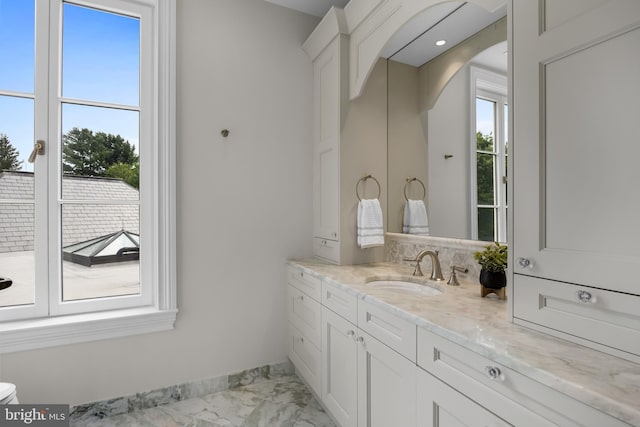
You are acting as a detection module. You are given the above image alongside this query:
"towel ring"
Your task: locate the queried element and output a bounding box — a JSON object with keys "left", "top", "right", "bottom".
{"left": 404, "top": 177, "right": 426, "bottom": 201}
{"left": 356, "top": 175, "right": 381, "bottom": 201}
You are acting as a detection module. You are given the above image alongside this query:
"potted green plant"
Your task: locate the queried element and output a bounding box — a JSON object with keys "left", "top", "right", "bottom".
{"left": 473, "top": 242, "right": 508, "bottom": 289}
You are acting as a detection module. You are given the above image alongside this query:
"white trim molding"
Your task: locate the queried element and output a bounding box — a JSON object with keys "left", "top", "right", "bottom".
{"left": 0, "top": 308, "right": 177, "bottom": 354}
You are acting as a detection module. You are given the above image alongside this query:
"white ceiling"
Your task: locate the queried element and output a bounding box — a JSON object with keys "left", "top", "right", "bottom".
{"left": 264, "top": 0, "right": 348, "bottom": 17}
{"left": 266, "top": 1, "right": 507, "bottom": 69}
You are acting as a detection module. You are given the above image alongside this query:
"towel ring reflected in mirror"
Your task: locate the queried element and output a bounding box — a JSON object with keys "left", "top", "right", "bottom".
{"left": 356, "top": 174, "right": 381, "bottom": 201}
{"left": 404, "top": 177, "right": 426, "bottom": 201}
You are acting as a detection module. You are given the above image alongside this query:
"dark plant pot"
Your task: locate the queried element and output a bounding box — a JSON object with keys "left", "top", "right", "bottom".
{"left": 0, "top": 277, "right": 12, "bottom": 291}
{"left": 479, "top": 269, "right": 506, "bottom": 289}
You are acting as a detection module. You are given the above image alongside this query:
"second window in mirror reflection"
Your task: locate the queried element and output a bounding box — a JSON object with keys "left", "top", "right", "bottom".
{"left": 475, "top": 93, "right": 508, "bottom": 242}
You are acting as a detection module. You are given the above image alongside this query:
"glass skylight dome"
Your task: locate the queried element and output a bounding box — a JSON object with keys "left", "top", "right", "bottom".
{"left": 63, "top": 230, "right": 139, "bottom": 267}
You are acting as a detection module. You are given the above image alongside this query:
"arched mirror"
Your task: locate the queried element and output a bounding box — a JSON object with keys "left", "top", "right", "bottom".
{"left": 384, "top": 1, "right": 507, "bottom": 242}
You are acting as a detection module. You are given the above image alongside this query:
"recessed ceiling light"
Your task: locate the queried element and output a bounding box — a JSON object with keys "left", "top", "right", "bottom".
{"left": 435, "top": 40, "right": 447, "bottom": 46}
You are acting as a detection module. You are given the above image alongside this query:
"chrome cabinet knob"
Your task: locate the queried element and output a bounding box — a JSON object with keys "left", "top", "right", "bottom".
{"left": 485, "top": 366, "right": 503, "bottom": 381}
{"left": 297, "top": 295, "right": 304, "bottom": 301}
{"left": 356, "top": 336, "right": 365, "bottom": 345}
{"left": 517, "top": 257, "right": 532, "bottom": 269}
{"left": 576, "top": 290, "right": 596, "bottom": 304}
{"left": 347, "top": 330, "right": 355, "bottom": 337}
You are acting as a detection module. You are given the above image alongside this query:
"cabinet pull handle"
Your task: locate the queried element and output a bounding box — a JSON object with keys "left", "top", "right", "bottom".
{"left": 576, "top": 290, "right": 596, "bottom": 304}
{"left": 485, "top": 366, "right": 503, "bottom": 381}
{"left": 347, "top": 330, "right": 355, "bottom": 337}
{"left": 297, "top": 295, "right": 304, "bottom": 301}
{"left": 517, "top": 257, "right": 532, "bottom": 269}
{"left": 356, "top": 336, "right": 365, "bottom": 345}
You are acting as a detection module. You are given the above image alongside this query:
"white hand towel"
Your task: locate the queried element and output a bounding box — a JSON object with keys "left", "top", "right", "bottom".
{"left": 403, "top": 199, "right": 429, "bottom": 235}
{"left": 357, "top": 198, "right": 384, "bottom": 248}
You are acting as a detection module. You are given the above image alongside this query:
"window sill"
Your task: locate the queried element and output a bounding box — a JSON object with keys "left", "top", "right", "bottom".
{"left": 0, "top": 307, "right": 177, "bottom": 353}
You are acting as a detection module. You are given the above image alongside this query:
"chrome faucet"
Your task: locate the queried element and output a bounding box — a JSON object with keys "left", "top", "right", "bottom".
{"left": 404, "top": 250, "right": 445, "bottom": 281}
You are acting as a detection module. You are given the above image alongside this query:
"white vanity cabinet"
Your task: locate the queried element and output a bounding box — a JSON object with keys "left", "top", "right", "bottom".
{"left": 511, "top": 0, "right": 640, "bottom": 362}
{"left": 417, "top": 369, "right": 510, "bottom": 427}
{"left": 286, "top": 266, "right": 323, "bottom": 395}
{"left": 321, "top": 282, "right": 417, "bottom": 427}
{"left": 417, "top": 327, "right": 628, "bottom": 427}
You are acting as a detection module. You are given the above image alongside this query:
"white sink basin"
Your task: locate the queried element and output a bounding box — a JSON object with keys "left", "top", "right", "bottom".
{"left": 366, "top": 279, "right": 442, "bottom": 296}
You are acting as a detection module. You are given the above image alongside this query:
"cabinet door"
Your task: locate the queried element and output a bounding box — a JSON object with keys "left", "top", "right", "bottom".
{"left": 322, "top": 306, "right": 358, "bottom": 427}
{"left": 357, "top": 330, "right": 416, "bottom": 427}
{"left": 313, "top": 37, "right": 342, "bottom": 244}
{"left": 512, "top": 0, "right": 640, "bottom": 294}
{"left": 417, "top": 368, "right": 511, "bottom": 427}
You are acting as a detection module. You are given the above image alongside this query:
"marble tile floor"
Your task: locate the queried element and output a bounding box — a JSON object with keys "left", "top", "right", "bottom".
{"left": 70, "top": 375, "right": 336, "bottom": 427}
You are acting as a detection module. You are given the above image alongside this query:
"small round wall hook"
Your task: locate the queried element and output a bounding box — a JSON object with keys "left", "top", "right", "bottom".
{"left": 221, "top": 129, "right": 230, "bottom": 138}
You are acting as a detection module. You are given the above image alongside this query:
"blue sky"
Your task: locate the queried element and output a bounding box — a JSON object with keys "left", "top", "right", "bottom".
{"left": 0, "top": 0, "right": 140, "bottom": 172}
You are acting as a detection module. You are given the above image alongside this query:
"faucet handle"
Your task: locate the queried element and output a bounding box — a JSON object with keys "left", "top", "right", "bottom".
{"left": 447, "top": 265, "right": 468, "bottom": 286}
{"left": 403, "top": 257, "right": 423, "bottom": 276}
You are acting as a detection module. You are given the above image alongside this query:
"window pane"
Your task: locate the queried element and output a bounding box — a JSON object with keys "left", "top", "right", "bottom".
{"left": 504, "top": 103, "right": 508, "bottom": 207}
{"left": 476, "top": 98, "right": 495, "bottom": 151}
{"left": 504, "top": 103, "right": 508, "bottom": 155}
{"left": 61, "top": 104, "right": 139, "bottom": 200}
{"left": 477, "top": 153, "right": 495, "bottom": 205}
{"left": 0, "top": 0, "right": 35, "bottom": 93}
{"left": 62, "top": 2, "right": 140, "bottom": 106}
{"left": 0, "top": 203, "right": 35, "bottom": 307}
{"left": 477, "top": 208, "right": 495, "bottom": 242}
{"left": 0, "top": 95, "right": 35, "bottom": 308}
{"left": 0, "top": 95, "right": 34, "bottom": 172}
{"left": 62, "top": 204, "right": 140, "bottom": 301}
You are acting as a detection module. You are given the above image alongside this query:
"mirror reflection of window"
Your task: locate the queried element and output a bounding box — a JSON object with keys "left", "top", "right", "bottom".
{"left": 473, "top": 72, "right": 508, "bottom": 242}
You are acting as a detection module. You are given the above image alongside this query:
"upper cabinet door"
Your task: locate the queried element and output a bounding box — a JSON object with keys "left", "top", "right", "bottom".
{"left": 313, "top": 36, "right": 344, "bottom": 243}
{"left": 512, "top": 0, "right": 640, "bottom": 294}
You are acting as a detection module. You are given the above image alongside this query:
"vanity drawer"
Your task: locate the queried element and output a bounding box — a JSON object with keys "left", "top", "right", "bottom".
{"left": 322, "top": 281, "right": 357, "bottom": 324}
{"left": 287, "top": 285, "right": 321, "bottom": 348}
{"left": 288, "top": 323, "right": 321, "bottom": 396}
{"left": 287, "top": 265, "right": 322, "bottom": 302}
{"left": 357, "top": 299, "right": 416, "bottom": 362}
{"left": 513, "top": 274, "right": 640, "bottom": 362}
{"left": 313, "top": 237, "right": 339, "bottom": 264}
{"left": 417, "top": 328, "right": 628, "bottom": 427}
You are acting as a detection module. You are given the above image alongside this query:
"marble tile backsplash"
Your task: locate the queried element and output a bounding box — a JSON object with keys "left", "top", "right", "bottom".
{"left": 385, "top": 233, "right": 495, "bottom": 284}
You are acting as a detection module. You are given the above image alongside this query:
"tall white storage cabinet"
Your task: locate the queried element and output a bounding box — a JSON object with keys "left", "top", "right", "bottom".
{"left": 304, "top": 9, "right": 349, "bottom": 264}
{"left": 511, "top": 0, "right": 640, "bottom": 362}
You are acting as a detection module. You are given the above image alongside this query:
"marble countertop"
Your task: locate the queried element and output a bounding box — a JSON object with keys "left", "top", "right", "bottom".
{"left": 288, "top": 258, "right": 640, "bottom": 426}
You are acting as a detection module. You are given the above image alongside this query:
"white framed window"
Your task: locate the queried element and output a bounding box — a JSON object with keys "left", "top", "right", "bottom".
{"left": 0, "top": 0, "right": 176, "bottom": 352}
{"left": 469, "top": 67, "right": 507, "bottom": 242}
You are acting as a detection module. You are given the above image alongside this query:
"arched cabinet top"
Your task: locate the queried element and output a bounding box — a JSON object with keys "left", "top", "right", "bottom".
{"left": 303, "top": 7, "right": 349, "bottom": 61}
{"left": 304, "top": 0, "right": 506, "bottom": 99}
